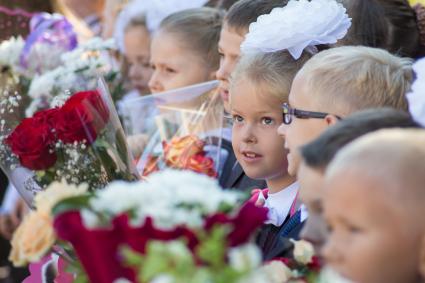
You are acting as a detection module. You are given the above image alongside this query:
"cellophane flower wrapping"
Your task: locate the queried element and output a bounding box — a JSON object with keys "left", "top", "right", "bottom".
{"left": 120, "top": 81, "right": 229, "bottom": 179}
{"left": 26, "top": 37, "right": 125, "bottom": 117}
{"left": 0, "top": 78, "right": 139, "bottom": 205}
{"left": 0, "top": 12, "right": 81, "bottom": 123}
{"left": 51, "top": 169, "right": 269, "bottom": 283}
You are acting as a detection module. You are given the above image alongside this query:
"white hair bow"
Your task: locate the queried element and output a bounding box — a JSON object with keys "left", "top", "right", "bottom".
{"left": 407, "top": 58, "right": 425, "bottom": 127}
{"left": 114, "top": 0, "right": 208, "bottom": 53}
{"left": 240, "top": 0, "right": 352, "bottom": 59}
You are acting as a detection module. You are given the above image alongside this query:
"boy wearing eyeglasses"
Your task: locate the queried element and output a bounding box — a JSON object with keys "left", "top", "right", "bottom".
{"left": 297, "top": 108, "right": 421, "bottom": 259}
{"left": 278, "top": 46, "right": 411, "bottom": 176}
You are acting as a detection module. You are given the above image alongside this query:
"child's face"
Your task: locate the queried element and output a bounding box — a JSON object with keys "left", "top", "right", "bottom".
{"left": 149, "top": 31, "right": 214, "bottom": 93}
{"left": 277, "top": 73, "right": 334, "bottom": 176}
{"left": 124, "top": 26, "right": 152, "bottom": 95}
{"left": 323, "top": 170, "right": 422, "bottom": 283}
{"left": 216, "top": 24, "right": 246, "bottom": 112}
{"left": 298, "top": 162, "right": 327, "bottom": 258}
{"left": 231, "top": 77, "right": 289, "bottom": 183}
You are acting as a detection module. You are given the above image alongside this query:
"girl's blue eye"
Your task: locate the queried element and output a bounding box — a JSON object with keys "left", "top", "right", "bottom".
{"left": 232, "top": 115, "right": 244, "bottom": 123}
{"left": 261, "top": 117, "right": 274, "bottom": 125}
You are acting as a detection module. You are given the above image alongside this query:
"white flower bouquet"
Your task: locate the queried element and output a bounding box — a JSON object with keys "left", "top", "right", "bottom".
{"left": 48, "top": 169, "right": 269, "bottom": 283}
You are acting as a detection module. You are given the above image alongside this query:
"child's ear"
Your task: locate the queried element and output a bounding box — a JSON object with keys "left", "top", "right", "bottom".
{"left": 419, "top": 234, "right": 425, "bottom": 279}
{"left": 324, "top": 114, "right": 339, "bottom": 126}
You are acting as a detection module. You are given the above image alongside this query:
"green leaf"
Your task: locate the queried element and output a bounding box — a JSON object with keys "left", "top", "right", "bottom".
{"left": 196, "top": 226, "right": 228, "bottom": 268}
{"left": 93, "top": 145, "right": 118, "bottom": 181}
{"left": 115, "top": 129, "right": 130, "bottom": 169}
{"left": 52, "top": 195, "right": 92, "bottom": 217}
{"left": 121, "top": 246, "right": 144, "bottom": 267}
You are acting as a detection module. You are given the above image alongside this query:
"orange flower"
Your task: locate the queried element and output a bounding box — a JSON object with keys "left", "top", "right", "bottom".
{"left": 142, "top": 156, "right": 160, "bottom": 177}
{"left": 185, "top": 154, "right": 217, "bottom": 178}
{"left": 163, "top": 135, "right": 205, "bottom": 167}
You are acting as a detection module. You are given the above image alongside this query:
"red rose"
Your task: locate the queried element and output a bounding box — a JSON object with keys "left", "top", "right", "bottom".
{"left": 5, "top": 116, "right": 57, "bottom": 170}
{"left": 54, "top": 90, "right": 109, "bottom": 144}
{"left": 33, "top": 108, "right": 60, "bottom": 127}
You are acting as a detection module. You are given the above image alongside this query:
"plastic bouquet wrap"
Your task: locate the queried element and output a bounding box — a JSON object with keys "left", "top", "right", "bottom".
{"left": 26, "top": 36, "right": 123, "bottom": 117}
{"left": 47, "top": 169, "right": 268, "bottom": 283}
{"left": 0, "top": 78, "right": 138, "bottom": 205}
{"left": 120, "top": 81, "right": 231, "bottom": 179}
{"left": 0, "top": 12, "right": 79, "bottom": 128}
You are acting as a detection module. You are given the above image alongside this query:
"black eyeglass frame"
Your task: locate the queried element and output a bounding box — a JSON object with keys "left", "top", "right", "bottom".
{"left": 282, "top": 103, "right": 341, "bottom": 125}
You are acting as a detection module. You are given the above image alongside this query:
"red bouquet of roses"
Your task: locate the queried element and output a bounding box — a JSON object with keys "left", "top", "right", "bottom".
{"left": 6, "top": 90, "right": 108, "bottom": 170}
{"left": 0, "top": 80, "right": 138, "bottom": 205}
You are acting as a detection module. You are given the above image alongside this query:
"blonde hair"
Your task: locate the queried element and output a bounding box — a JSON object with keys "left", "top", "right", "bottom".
{"left": 159, "top": 7, "right": 224, "bottom": 71}
{"left": 299, "top": 46, "right": 413, "bottom": 115}
{"left": 327, "top": 129, "right": 425, "bottom": 216}
{"left": 230, "top": 51, "right": 311, "bottom": 103}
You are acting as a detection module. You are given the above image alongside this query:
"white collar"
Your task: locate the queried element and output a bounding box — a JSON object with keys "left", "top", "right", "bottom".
{"left": 264, "top": 182, "right": 299, "bottom": 226}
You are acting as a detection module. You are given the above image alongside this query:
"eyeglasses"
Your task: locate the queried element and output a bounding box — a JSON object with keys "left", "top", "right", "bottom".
{"left": 282, "top": 103, "right": 341, "bottom": 125}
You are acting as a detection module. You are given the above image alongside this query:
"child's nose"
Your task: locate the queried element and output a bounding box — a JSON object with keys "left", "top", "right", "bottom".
{"left": 129, "top": 65, "right": 140, "bottom": 80}
{"left": 148, "top": 71, "right": 162, "bottom": 93}
{"left": 242, "top": 125, "right": 257, "bottom": 143}
{"left": 215, "top": 61, "right": 229, "bottom": 82}
{"left": 277, "top": 123, "right": 287, "bottom": 138}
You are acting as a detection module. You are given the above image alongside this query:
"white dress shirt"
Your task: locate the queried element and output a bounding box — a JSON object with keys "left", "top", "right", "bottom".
{"left": 264, "top": 182, "right": 299, "bottom": 226}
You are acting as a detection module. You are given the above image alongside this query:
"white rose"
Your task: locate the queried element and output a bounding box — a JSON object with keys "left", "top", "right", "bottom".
{"left": 34, "top": 180, "right": 88, "bottom": 215}
{"left": 291, "top": 239, "right": 315, "bottom": 265}
{"left": 260, "top": 260, "right": 294, "bottom": 283}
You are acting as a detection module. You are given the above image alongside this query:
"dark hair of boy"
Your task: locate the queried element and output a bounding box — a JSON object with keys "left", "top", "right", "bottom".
{"left": 205, "top": 0, "right": 240, "bottom": 10}
{"left": 341, "top": 0, "right": 421, "bottom": 58}
{"left": 300, "top": 108, "right": 423, "bottom": 170}
{"left": 225, "top": 0, "right": 289, "bottom": 34}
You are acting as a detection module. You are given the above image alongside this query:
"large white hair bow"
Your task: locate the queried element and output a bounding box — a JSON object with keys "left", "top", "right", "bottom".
{"left": 114, "top": 0, "right": 208, "bottom": 53}
{"left": 407, "top": 58, "right": 425, "bottom": 127}
{"left": 240, "top": 0, "right": 351, "bottom": 59}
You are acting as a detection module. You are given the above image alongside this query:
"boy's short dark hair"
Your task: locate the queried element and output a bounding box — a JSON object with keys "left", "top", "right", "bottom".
{"left": 339, "top": 0, "right": 420, "bottom": 58}
{"left": 301, "top": 108, "right": 422, "bottom": 170}
{"left": 205, "top": 0, "right": 240, "bottom": 10}
{"left": 225, "top": 0, "right": 288, "bottom": 34}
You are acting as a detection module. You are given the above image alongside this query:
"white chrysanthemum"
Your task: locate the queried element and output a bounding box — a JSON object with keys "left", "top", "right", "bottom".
{"left": 85, "top": 169, "right": 242, "bottom": 229}
{"left": 0, "top": 36, "right": 25, "bottom": 69}
{"left": 240, "top": 0, "right": 351, "bottom": 59}
{"left": 407, "top": 58, "right": 425, "bottom": 127}
{"left": 61, "top": 37, "right": 116, "bottom": 62}
{"left": 89, "top": 181, "right": 150, "bottom": 216}
{"left": 228, "top": 244, "right": 262, "bottom": 271}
